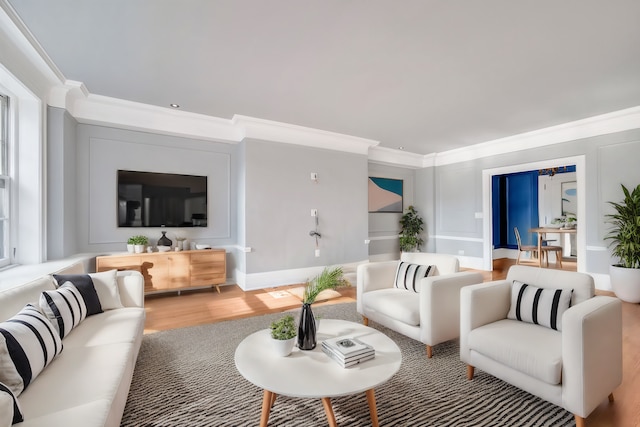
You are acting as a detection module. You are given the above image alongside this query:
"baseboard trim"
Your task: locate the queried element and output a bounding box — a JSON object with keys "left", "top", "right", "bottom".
{"left": 235, "top": 260, "right": 368, "bottom": 291}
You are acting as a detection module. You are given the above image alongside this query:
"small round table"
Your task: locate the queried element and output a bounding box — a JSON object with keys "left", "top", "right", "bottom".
{"left": 235, "top": 319, "right": 402, "bottom": 427}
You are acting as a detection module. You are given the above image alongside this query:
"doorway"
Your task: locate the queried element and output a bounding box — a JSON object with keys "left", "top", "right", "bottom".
{"left": 481, "top": 155, "right": 586, "bottom": 272}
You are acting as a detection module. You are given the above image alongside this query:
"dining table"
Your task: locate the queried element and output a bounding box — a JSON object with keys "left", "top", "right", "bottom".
{"left": 529, "top": 226, "right": 577, "bottom": 268}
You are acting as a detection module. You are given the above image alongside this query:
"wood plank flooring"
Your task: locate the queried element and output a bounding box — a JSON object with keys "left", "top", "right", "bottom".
{"left": 142, "top": 258, "right": 638, "bottom": 427}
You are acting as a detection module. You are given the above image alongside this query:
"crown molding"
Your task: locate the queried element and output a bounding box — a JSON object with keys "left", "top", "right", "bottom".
{"left": 368, "top": 146, "right": 425, "bottom": 168}
{"left": 62, "top": 89, "right": 243, "bottom": 143}
{"left": 50, "top": 85, "right": 380, "bottom": 153}
{"left": 0, "top": 1, "right": 64, "bottom": 97}
{"left": 433, "top": 106, "right": 640, "bottom": 167}
{"left": 232, "top": 115, "right": 378, "bottom": 155}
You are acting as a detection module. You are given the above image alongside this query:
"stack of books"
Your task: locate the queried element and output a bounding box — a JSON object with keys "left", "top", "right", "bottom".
{"left": 321, "top": 336, "right": 375, "bottom": 368}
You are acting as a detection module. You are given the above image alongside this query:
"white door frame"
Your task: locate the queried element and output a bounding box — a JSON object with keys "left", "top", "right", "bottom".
{"left": 481, "top": 155, "right": 586, "bottom": 272}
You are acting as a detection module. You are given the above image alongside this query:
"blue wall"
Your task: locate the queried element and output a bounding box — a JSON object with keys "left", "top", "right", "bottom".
{"left": 493, "top": 171, "right": 540, "bottom": 248}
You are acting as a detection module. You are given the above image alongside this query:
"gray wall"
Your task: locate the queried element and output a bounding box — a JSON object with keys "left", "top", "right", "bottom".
{"left": 73, "top": 123, "right": 237, "bottom": 254}
{"left": 46, "top": 105, "right": 640, "bottom": 284}
{"left": 367, "top": 163, "right": 417, "bottom": 260}
{"left": 46, "top": 107, "right": 78, "bottom": 260}
{"left": 414, "top": 166, "right": 435, "bottom": 252}
{"left": 241, "top": 139, "right": 369, "bottom": 274}
{"left": 423, "top": 128, "right": 640, "bottom": 274}
{"left": 46, "top": 112, "right": 369, "bottom": 286}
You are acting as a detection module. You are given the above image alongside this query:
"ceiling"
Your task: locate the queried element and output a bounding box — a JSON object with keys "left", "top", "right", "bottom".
{"left": 7, "top": 0, "right": 640, "bottom": 155}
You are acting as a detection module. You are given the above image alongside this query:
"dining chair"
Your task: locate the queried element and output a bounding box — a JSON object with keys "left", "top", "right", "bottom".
{"left": 540, "top": 240, "right": 564, "bottom": 268}
{"left": 514, "top": 227, "right": 538, "bottom": 264}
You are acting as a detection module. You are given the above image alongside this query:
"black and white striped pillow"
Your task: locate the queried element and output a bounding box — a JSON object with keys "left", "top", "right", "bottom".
{"left": 39, "top": 282, "right": 88, "bottom": 339}
{"left": 0, "top": 381, "right": 23, "bottom": 425}
{"left": 394, "top": 262, "right": 434, "bottom": 292}
{"left": 507, "top": 281, "right": 573, "bottom": 331}
{"left": 52, "top": 274, "right": 103, "bottom": 315}
{"left": 0, "top": 304, "right": 63, "bottom": 396}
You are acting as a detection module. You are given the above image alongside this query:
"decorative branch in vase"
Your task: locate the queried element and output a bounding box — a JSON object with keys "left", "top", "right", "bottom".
{"left": 298, "top": 266, "right": 349, "bottom": 351}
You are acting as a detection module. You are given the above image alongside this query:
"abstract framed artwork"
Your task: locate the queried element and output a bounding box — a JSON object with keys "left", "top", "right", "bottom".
{"left": 368, "top": 177, "right": 403, "bottom": 213}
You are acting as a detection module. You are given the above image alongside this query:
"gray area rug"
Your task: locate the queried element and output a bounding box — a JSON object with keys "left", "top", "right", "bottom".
{"left": 121, "top": 302, "right": 574, "bottom": 426}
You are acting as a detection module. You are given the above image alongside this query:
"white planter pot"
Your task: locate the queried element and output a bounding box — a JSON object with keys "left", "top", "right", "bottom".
{"left": 610, "top": 264, "right": 640, "bottom": 303}
{"left": 134, "top": 244, "right": 145, "bottom": 254}
{"left": 127, "top": 244, "right": 134, "bottom": 253}
{"left": 271, "top": 337, "right": 296, "bottom": 357}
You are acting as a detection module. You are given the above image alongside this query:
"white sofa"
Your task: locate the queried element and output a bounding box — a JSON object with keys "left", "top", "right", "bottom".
{"left": 460, "top": 265, "right": 622, "bottom": 427}
{"left": 357, "top": 253, "right": 484, "bottom": 358}
{"left": 0, "top": 263, "right": 145, "bottom": 427}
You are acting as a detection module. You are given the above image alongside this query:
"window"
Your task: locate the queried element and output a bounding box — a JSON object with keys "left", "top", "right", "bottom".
{"left": 0, "top": 93, "right": 9, "bottom": 267}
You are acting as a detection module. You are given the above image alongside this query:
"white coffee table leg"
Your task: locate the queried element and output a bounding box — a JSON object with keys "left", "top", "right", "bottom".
{"left": 321, "top": 397, "right": 338, "bottom": 427}
{"left": 366, "top": 389, "right": 380, "bottom": 427}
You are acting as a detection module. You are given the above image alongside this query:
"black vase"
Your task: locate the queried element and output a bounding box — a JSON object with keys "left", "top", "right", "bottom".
{"left": 297, "top": 303, "right": 316, "bottom": 350}
{"left": 157, "top": 231, "right": 172, "bottom": 247}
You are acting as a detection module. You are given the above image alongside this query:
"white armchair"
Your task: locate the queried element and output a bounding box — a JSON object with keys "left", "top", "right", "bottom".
{"left": 357, "top": 252, "right": 483, "bottom": 358}
{"left": 460, "top": 265, "right": 622, "bottom": 427}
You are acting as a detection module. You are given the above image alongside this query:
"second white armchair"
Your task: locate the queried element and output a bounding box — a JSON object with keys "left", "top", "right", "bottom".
{"left": 460, "top": 265, "right": 622, "bottom": 427}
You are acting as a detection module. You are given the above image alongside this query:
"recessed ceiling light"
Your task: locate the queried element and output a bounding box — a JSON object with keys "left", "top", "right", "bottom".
{"left": 169, "top": 103, "right": 180, "bottom": 108}
{"left": 398, "top": 146, "right": 405, "bottom": 150}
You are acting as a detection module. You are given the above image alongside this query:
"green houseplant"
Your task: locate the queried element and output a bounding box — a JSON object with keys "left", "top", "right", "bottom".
{"left": 270, "top": 314, "right": 297, "bottom": 356}
{"left": 605, "top": 183, "right": 640, "bottom": 303}
{"left": 270, "top": 314, "right": 297, "bottom": 340}
{"left": 399, "top": 205, "right": 424, "bottom": 252}
{"left": 128, "top": 235, "right": 148, "bottom": 253}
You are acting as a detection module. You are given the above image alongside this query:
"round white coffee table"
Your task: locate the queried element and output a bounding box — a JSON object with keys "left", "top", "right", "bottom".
{"left": 235, "top": 318, "right": 402, "bottom": 427}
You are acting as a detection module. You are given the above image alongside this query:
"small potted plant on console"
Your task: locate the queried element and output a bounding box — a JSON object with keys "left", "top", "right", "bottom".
{"left": 270, "top": 314, "right": 297, "bottom": 357}
{"left": 129, "top": 235, "right": 148, "bottom": 253}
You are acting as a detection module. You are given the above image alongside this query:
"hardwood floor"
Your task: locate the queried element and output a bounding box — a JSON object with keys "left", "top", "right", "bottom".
{"left": 143, "top": 258, "right": 638, "bottom": 427}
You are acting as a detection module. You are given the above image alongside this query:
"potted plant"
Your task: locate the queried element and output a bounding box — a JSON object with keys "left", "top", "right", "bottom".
{"left": 126, "top": 236, "right": 136, "bottom": 253}
{"left": 605, "top": 183, "right": 640, "bottom": 303}
{"left": 298, "top": 266, "right": 349, "bottom": 350}
{"left": 399, "top": 205, "right": 424, "bottom": 252}
{"left": 129, "top": 235, "right": 148, "bottom": 253}
{"left": 563, "top": 216, "right": 577, "bottom": 229}
{"left": 270, "top": 314, "right": 297, "bottom": 357}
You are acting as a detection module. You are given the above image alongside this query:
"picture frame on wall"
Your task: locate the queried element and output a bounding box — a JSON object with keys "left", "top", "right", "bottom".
{"left": 368, "top": 177, "right": 403, "bottom": 213}
{"left": 561, "top": 181, "right": 577, "bottom": 217}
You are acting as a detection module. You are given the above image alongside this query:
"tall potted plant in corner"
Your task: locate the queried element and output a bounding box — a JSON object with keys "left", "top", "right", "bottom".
{"left": 399, "top": 205, "right": 424, "bottom": 252}
{"left": 605, "top": 183, "right": 640, "bottom": 303}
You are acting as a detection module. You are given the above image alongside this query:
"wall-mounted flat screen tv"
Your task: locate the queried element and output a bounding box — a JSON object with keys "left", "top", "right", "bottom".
{"left": 117, "top": 170, "right": 207, "bottom": 227}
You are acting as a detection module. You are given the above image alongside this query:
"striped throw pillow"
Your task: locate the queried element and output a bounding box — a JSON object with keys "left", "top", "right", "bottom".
{"left": 507, "top": 281, "right": 573, "bottom": 331}
{"left": 0, "top": 304, "right": 63, "bottom": 396}
{"left": 52, "top": 274, "right": 103, "bottom": 315}
{"left": 0, "top": 381, "right": 23, "bottom": 425}
{"left": 394, "top": 262, "right": 434, "bottom": 292}
{"left": 39, "top": 282, "right": 88, "bottom": 339}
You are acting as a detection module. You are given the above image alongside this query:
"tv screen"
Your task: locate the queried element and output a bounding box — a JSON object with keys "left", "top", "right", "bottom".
{"left": 117, "top": 170, "right": 207, "bottom": 227}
